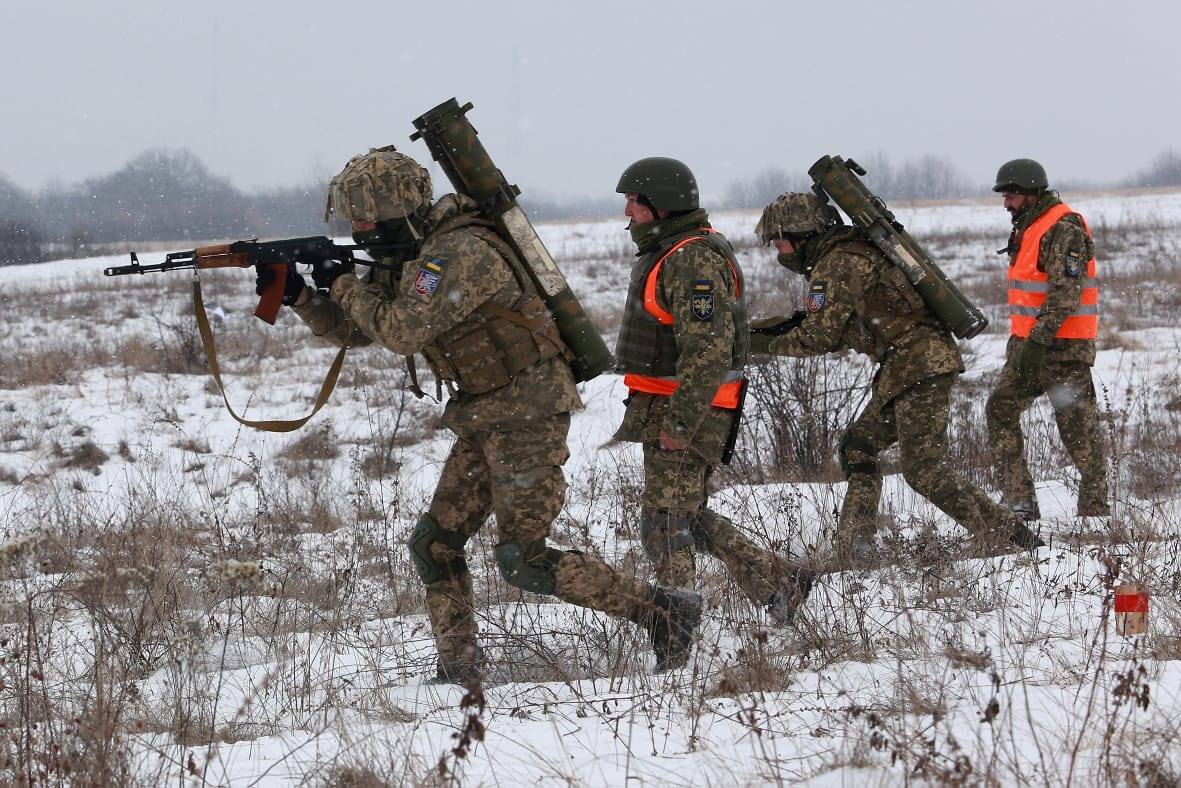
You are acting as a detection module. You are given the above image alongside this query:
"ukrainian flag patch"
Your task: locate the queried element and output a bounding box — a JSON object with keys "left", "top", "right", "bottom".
{"left": 413, "top": 256, "right": 447, "bottom": 300}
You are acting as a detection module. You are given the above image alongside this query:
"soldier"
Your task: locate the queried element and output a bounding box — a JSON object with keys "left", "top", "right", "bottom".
{"left": 749, "top": 192, "right": 1042, "bottom": 567}
{"left": 613, "top": 158, "right": 813, "bottom": 624}
{"left": 259, "top": 147, "right": 702, "bottom": 678}
{"left": 985, "top": 159, "right": 1109, "bottom": 520}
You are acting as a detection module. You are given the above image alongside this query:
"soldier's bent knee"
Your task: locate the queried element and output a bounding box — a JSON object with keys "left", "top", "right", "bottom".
{"left": 408, "top": 512, "right": 469, "bottom": 584}
{"left": 838, "top": 431, "right": 879, "bottom": 479}
{"left": 639, "top": 509, "right": 695, "bottom": 560}
{"left": 493, "top": 540, "right": 563, "bottom": 595}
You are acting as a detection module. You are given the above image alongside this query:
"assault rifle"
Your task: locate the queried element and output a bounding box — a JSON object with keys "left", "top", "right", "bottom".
{"left": 104, "top": 236, "right": 405, "bottom": 324}
{"left": 104, "top": 235, "right": 406, "bottom": 432}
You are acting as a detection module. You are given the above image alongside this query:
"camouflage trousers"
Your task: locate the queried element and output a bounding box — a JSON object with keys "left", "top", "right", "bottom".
{"left": 985, "top": 355, "right": 1108, "bottom": 516}
{"left": 838, "top": 373, "right": 1017, "bottom": 558}
{"left": 421, "top": 413, "right": 649, "bottom": 671}
{"left": 639, "top": 441, "right": 784, "bottom": 606}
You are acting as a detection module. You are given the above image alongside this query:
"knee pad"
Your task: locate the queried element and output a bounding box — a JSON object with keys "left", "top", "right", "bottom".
{"left": 408, "top": 512, "right": 469, "bottom": 584}
{"left": 493, "top": 540, "right": 563, "bottom": 595}
{"left": 639, "top": 509, "right": 695, "bottom": 561}
{"left": 688, "top": 508, "right": 722, "bottom": 542}
{"left": 837, "top": 430, "right": 879, "bottom": 479}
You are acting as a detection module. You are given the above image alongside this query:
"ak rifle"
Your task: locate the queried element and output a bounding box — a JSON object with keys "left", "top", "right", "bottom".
{"left": 104, "top": 236, "right": 406, "bottom": 432}
{"left": 103, "top": 235, "right": 405, "bottom": 324}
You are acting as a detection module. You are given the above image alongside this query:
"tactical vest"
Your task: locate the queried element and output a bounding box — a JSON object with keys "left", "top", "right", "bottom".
{"left": 615, "top": 228, "right": 748, "bottom": 408}
{"left": 1008, "top": 202, "right": 1098, "bottom": 340}
{"left": 819, "top": 229, "right": 940, "bottom": 362}
{"left": 415, "top": 214, "right": 570, "bottom": 397}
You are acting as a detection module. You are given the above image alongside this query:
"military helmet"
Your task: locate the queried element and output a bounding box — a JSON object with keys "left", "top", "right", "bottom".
{"left": 324, "top": 145, "right": 432, "bottom": 223}
{"left": 756, "top": 192, "right": 840, "bottom": 244}
{"left": 993, "top": 158, "right": 1048, "bottom": 194}
{"left": 616, "top": 157, "right": 699, "bottom": 211}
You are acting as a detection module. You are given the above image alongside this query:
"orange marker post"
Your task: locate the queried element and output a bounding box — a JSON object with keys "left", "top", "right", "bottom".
{"left": 1114, "top": 583, "right": 1149, "bottom": 636}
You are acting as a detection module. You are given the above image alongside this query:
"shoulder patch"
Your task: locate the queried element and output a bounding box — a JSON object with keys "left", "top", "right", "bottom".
{"left": 412, "top": 256, "right": 447, "bottom": 301}
{"left": 690, "top": 279, "right": 715, "bottom": 321}
{"left": 1064, "top": 253, "right": 1084, "bottom": 278}
{"left": 807, "top": 280, "right": 828, "bottom": 313}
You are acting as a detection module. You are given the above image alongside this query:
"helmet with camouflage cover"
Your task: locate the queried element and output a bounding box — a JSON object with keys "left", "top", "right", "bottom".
{"left": 992, "top": 158, "right": 1048, "bottom": 194}
{"left": 756, "top": 192, "right": 840, "bottom": 244}
{"left": 616, "top": 157, "right": 699, "bottom": 211}
{"left": 324, "top": 145, "right": 432, "bottom": 223}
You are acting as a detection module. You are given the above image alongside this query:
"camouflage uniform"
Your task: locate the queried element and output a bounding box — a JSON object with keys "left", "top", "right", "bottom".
{"left": 614, "top": 209, "right": 801, "bottom": 606}
{"left": 757, "top": 222, "right": 1030, "bottom": 562}
{"left": 985, "top": 192, "right": 1109, "bottom": 517}
{"left": 294, "top": 188, "right": 675, "bottom": 677}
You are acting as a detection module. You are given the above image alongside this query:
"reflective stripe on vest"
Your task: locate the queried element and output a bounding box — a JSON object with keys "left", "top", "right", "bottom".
{"left": 642, "top": 230, "right": 742, "bottom": 326}
{"left": 1008, "top": 202, "right": 1099, "bottom": 339}
{"left": 623, "top": 372, "right": 744, "bottom": 409}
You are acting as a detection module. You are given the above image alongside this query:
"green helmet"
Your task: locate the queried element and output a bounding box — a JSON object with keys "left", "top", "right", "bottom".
{"left": 993, "top": 158, "right": 1048, "bottom": 194}
{"left": 324, "top": 145, "right": 432, "bottom": 223}
{"left": 756, "top": 192, "right": 840, "bottom": 244}
{"left": 616, "top": 157, "right": 699, "bottom": 211}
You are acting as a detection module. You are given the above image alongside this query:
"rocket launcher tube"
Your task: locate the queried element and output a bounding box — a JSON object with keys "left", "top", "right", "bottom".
{"left": 410, "top": 98, "right": 613, "bottom": 382}
{"left": 808, "top": 155, "right": 989, "bottom": 340}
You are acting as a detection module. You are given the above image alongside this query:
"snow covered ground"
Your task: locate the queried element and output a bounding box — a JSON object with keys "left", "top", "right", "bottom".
{"left": 1, "top": 191, "right": 1180, "bottom": 785}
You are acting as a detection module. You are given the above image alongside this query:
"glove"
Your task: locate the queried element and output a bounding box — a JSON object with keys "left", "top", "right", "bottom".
{"left": 255, "top": 265, "right": 307, "bottom": 307}
{"left": 748, "top": 311, "right": 805, "bottom": 355}
{"left": 748, "top": 330, "right": 775, "bottom": 357}
{"left": 1014, "top": 338, "right": 1047, "bottom": 382}
{"left": 310, "top": 257, "right": 355, "bottom": 293}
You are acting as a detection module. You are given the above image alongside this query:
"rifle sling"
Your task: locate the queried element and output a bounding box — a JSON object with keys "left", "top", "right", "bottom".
{"left": 192, "top": 275, "right": 348, "bottom": 433}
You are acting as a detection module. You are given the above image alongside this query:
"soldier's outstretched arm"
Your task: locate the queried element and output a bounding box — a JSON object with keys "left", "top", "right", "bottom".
{"left": 1027, "top": 217, "right": 1091, "bottom": 346}
{"left": 768, "top": 254, "right": 860, "bottom": 357}
{"left": 661, "top": 245, "right": 735, "bottom": 442}
{"left": 328, "top": 233, "right": 513, "bottom": 356}
{"left": 290, "top": 291, "right": 374, "bottom": 348}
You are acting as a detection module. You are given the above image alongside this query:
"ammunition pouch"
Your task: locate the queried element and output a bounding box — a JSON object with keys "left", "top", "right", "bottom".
{"left": 639, "top": 509, "right": 696, "bottom": 560}
{"left": 838, "top": 430, "right": 880, "bottom": 479}
{"left": 408, "top": 512, "right": 469, "bottom": 584}
{"left": 418, "top": 223, "right": 570, "bottom": 396}
{"left": 493, "top": 540, "right": 563, "bottom": 595}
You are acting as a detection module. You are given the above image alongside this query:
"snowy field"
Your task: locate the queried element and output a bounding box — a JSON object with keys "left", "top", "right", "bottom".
{"left": 1, "top": 191, "right": 1180, "bottom": 785}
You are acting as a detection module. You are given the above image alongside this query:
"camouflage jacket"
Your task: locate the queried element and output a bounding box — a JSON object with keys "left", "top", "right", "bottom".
{"left": 766, "top": 226, "right": 963, "bottom": 404}
{"left": 291, "top": 194, "right": 581, "bottom": 433}
{"left": 613, "top": 210, "right": 745, "bottom": 456}
{"left": 1003, "top": 192, "right": 1097, "bottom": 365}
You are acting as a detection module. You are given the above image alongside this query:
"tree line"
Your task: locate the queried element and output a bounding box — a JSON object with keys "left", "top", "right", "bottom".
{"left": 0, "top": 149, "right": 331, "bottom": 266}
{"left": 3, "top": 147, "right": 1181, "bottom": 266}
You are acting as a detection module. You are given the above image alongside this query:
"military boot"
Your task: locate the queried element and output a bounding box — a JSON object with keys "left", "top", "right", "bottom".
{"left": 1076, "top": 493, "right": 1110, "bottom": 518}
{"left": 971, "top": 517, "right": 1044, "bottom": 558}
{"left": 635, "top": 585, "right": 702, "bottom": 673}
{"left": 834, "top": 532, "right": 882, "bottom": 571}
{"left": 432, "top": 660, "right": 482, "bottom": 686}
{"left": 430, "top": 643, "right": 484, "bottom": 685}
{"left": 1008, "top": 521, "right": 1046, "bottom": 551}
{"left": 767, "top": 567, "right": 815, "bottom": 626}
{"left": 1008, "top": 499, "right": 1041, "bottom": 521}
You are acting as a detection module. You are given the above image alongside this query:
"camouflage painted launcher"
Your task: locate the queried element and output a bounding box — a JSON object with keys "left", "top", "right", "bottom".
{"left": 808, "top": 155, "right": 988, "bottom": 340}
{"left": 410, "top": 97, "right": 613, "bottom": 383}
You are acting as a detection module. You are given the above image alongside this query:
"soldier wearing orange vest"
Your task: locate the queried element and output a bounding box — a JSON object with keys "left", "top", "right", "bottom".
{"left": 613, "top": 157, "right": 813, "bottom": 626}
{"left": 985, "top": 159, "right": 1109, "bottom": 520}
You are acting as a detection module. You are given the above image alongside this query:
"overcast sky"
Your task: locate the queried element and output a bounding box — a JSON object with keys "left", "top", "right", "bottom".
{"left": 2, "top": 0, "right": 1177, "bottom": 202}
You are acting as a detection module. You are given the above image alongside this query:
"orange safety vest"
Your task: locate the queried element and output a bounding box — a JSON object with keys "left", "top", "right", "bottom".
{"left": 626, "top": 231, "right": 744, "bottom": 410}
{"left": 1008, "top": 202, "right": 1098, "bottom": 340}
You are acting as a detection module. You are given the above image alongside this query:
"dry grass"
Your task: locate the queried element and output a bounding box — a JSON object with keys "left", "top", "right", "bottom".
{"left": 0, "top": 210, "right": 1178, "bottom": 785}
